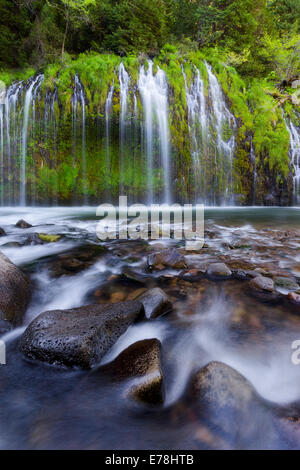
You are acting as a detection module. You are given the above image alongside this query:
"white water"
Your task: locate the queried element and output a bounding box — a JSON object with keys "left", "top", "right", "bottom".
{"left": 138, "top": 61, "right": 171, "bottom": 204}
{"left": 72, "top": 74, "right": 87, "bottom": 203}
{"left": 286, "top": 119, "right": 300, "bottom": 204}
{"left": 206, "top": 63, "right": 236, "bottom": 203}
{"left": 20, "top": 75, "right": 44, "bottom": 205}
{"left": 118, "top": 63, "right": 130, "bottom": 193}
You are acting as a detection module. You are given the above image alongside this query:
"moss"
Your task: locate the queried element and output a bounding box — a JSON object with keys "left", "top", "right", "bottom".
{"left": 38, "top": 233, "right": 62, "bottom": 243}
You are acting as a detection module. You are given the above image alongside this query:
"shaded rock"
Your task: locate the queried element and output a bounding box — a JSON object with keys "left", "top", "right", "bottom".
{"left": 147, "top": 248, "right": 187, "bottom": 271}
{"left": 16, "top": 219, "right": 32, "bottom": 229}
{"left": 0, "top": 227, "right": 6, "bottom": 236}
{"left": 137, "top": 288, "right": 173, "bottom": 319}
{"left": 49, "top": 244, "right": 107, "bottom": 276}
{"left": 20, "top": 301, "right": 144, "bottom": 369}
{"left": 100, "top": 339, "right": 164, "bottom": 405}
{"left": 249, "top": 276, "right": 274, "bottom": 293}
{"left": 206, "top": 263, "right": 232, "bottom": 279}
{"left": 26, "top": 233, "right": 44, "bottom": 246}
{"left": 186, "top": 361, "right": 275, "bottom": 445}
{"left": 288, "top": 292, "right": 300, "bottom": 305}
{"left": 0, "top": 252, "right": 31, "bottom": 331}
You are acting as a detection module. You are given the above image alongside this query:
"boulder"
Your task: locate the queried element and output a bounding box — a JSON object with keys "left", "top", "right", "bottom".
{"left": 0, "top": 227, "right": 6, "bottom": 236}
{"left": 274, "top": 277, "right": 299, "bottom": 293}
{"left": 288, "top": 292, "right": 300, "bottom": 305}
{"left": 0, "top": 252, "right": 31, "bottom": 331}
{"left": 147, "top": 248, "right": 187, "bottom": 271}
{"left": 206, "top": 263, "right": 232, "bottom": 279}
{"left": 20, "top": 301, "right": 144, "bottom": 369}
{"left": 16, "top": 219, "right": 32, "bottom": 229}
{"left": 186, "top": 361, "right": 274, "bottom": 444}
{"left": 137, "top": 288, "right": 173, "bottom": 319}
{"left": 101, "top": 339, "right": 164, "bottom": 405}
{"left": 249, "top": 275, "right": 274, "bottom": 293}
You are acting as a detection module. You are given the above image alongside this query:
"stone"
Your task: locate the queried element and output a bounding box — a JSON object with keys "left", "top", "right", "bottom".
{"left": 147, "top": 248, "right": 187, "bottom": 271}
{"left": 249, "top": 275, "right": 274, "bottom": 293}
{"left": 206, "top": 263, "right": 232, "bottom": 279}
{"left": 288, "top": 292, "right": 300, "bottom": 305}
{"left": 16, "top": 219, "right": 32, "bottom": 229}
{"left": 20, "top": 301, "right": 144, "bottom": 369}
{"left": 101, "top": 339, "right": 164, "bottom": 405}
{"left": 0, "top": 252, "right": 31, "bottom": 331}
{"left": 0, "top": 227, "right": 6, "bottom": 236}
{"left": 137, "top": 287, "right": 173, "bottom": 319}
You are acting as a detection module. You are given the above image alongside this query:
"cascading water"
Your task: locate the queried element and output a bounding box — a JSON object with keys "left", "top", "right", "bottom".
{"left": 138, "top": 60, "right": 171, "bottom": 204}
{"left": 118, "top": 63, "right": 130, "bottom": 194}
{"left": 206, "top": 62, "right": 236, "bottom": 204}
{"left": 182, "top": 66, "right": 208, "bottom": 201}
{"left": 286, "top": 119, "right": 300, "bottom": 204}
{"left": 72, "top": 74, "right": 87, "bottom": 204}
{"left": 105, "top": 77, "right": 115, "bottom": 190}
{"left": 20, "top": 74, "right": 44, "bottom": 205}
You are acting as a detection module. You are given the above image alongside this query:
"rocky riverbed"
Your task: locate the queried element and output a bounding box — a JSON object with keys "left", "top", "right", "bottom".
{"left": 1, "top": 207, "right": 300, "bottom": 449}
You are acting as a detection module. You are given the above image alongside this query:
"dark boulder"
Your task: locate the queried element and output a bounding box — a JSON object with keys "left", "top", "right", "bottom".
{"left": 20, "top": 301, "right": 144, "bottom": 369}
{"left": 0, "top": 252, "right": 31, "bottom": 331}
{"left": 16, "top": 219, "right": 32, "bottom": 229}
{"left": 100, "top": 338, "right": 164, "bottom": 405}
{"left": 0, "top": 227, "right": 6, "bottom": 236}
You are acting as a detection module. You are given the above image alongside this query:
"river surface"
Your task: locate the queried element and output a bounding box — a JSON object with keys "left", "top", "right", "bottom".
{"left": 1, "top": 206, "right": 300, "bottom": 449}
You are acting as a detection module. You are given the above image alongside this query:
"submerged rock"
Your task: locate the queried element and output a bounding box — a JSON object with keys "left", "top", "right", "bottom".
{"left": 147, "top": 248, "right": 187, "bottom": 271}
{"left": 206, "top": 263, "right": 232, "bottom": 279}
{"left": 0, "top": 252, "right": 31, "bottom": 331}
{"left": 274, "top": 277, "right": 299, "bottom": 293}
{"left": 16, "top": 219, "right": 32, "bottom": 229}
{"left": 101, "top": 339, "right": 164, "bottom": 405}
{"left": 137, "top": 288, "right": 173, "bottom": 319}
{"left": 20, "top": 301, "right": 144, "bottom": 369}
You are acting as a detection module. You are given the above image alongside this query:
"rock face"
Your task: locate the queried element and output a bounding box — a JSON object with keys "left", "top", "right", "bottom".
{"left": 16, "top": 219, "right": 32, "bottom": 229}
{"left": 20, "top": 301, "right": 144, "bottom": 369}
{"left": 206, "top": 263, "right": 232, "bottom": 279}
{"left": 137, "top": 288, "right": 172, "bottom": 319}
{"left": 0, "top": 252, "right": 31, "bottom": 331}
{"left": 101, "top": 339, "right": 164, "bottom": 405}
{"left": 147, "top": 248, "right": 187, "bottom": 271}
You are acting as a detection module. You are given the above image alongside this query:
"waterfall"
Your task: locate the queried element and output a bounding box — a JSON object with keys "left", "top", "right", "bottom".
{"left": 206, "top": 62, "right": 236, "bottom": 204}
{"left": 138, "top": 60, "right": 171, "bottom": 204}
{"left": 20, "top": 74, "right": 44, "bottom": 206}
{"left": 118, "top": 63, "right": 130, "bottom": 193}
{"left": 250, "top": 139, "right": 257, "bottom": 204}
{"left": 105, "top": 77, "right": 115, "bottom": 191}
{"left": 182, "top": 66, "right": 208, "bottom": 201}
{"left": 72, "top": 74, "right": 87, "bottom": 204}
{"left": 286, "top": 119, "right": 300, "bottom": 204}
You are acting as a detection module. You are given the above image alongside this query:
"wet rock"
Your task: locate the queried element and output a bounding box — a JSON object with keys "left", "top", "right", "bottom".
{"left": 288, "top": 292, "right": 300, "bottom": 305}
{"left": 206, "top": 263, "right": 232, "bottom": 279}
{"left": 0, "top": 252, "right": 31, "bottom": 331}
{"left": 16, "top": 219, "right": 32, "bottom": 229}
{"left": 20, "top": 301, "right": 144, "bottom": 369}
{"left": 38, "top": 234, "right": 62, "bottom": 243}
{"left": 2, "top": 242, "right": 22, "bottom": 248}
{"left": 249, "top": 276, "right": 274, "bottom": 293}
{"left": 101, "top": 339, "right": 164, "bottom": 405}
{"left": 26, "top": 233, "right": 44, "bottom": 245}
{"left": 49, "top": 244, "right": 107, "bottom": 276}
{"left": 0, "top": 227, "right": 6, "bottom": 236}
{"left": 186, "top": 361, "right": 274, "bottom": 444}
{"left": 274, "top": 277, "right": 299, "bottom": 293}
{"left": 137, "top": 288, "right": 173, "bottom": 319}
{"left": 147, "top": 248, "right": 187, "bottom": 271}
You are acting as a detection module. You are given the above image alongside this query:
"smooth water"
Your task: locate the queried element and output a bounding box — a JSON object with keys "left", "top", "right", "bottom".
{"left": 1, "top": 207, "right": 300, "bottom": 449}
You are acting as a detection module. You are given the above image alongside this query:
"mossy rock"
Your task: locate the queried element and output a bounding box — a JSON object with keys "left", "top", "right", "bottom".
{"left": 38, "top": 233, "right": 62, "bottom": 243}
